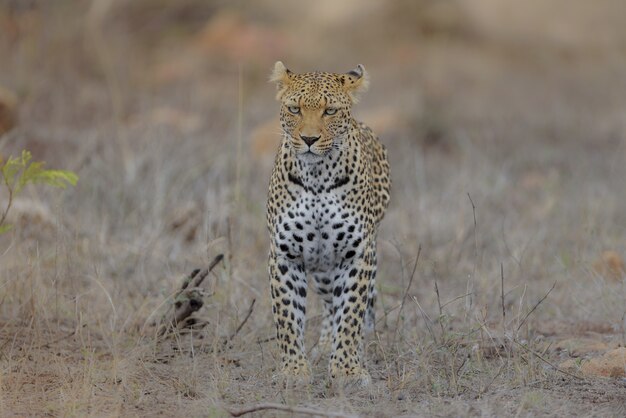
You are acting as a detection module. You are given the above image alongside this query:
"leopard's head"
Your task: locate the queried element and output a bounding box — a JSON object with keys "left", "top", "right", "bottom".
{"left": 270, "top": 62, "right": 369, "bottom": 159}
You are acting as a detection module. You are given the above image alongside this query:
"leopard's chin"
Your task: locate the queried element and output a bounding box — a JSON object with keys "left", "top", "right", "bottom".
{"left": 294, "top": 144, "right": 332, "bottom": 160}
{"left": 297, "top": 150, "right": 325, "bottom": 163}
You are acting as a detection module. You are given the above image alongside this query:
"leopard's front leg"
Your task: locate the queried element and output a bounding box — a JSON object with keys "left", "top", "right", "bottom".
{"left": 328, "top": 238, "right": 376, "bottom": 387}
{"left": 268, "top": 249, "right": 310, "bottom": 380}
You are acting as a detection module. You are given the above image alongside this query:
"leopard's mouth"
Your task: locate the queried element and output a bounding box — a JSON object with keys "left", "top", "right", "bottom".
{"left": 295, "top": 145, "right": 328, "bottom": 158}
{"left": 298, "top": 150, "right": 325, "bottom": 162}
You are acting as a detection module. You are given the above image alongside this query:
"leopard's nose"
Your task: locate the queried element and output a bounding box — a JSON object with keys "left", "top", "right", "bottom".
{"left": 300, "top": 135, "right": 320, "bottom": 147}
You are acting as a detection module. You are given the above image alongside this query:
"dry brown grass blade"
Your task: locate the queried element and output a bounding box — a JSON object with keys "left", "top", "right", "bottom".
{"left": 516, "top": 281, "right": 556, "bottom": 332}
{"left": 466, "top": 192, "right": 478, "bottom": 315}
{"left": 434, "top": 278, "right": 444, "bottom": 338}
{"left": 228, "top": 402, "right": 358, "bottom": 418}
{"left": 227, "top": 298, "right": 256, "bottom": 341}
{"left": 394, "top": 245, "right": 421, "bottom": 340}
{"left": 35, "top": 324, "right": 87, "bottom": 350}
{"left": 500, "top": 263, "right": 506, "bottom": 328}
{"left": 512, "top": 339, "right": 583, "bottom": 381}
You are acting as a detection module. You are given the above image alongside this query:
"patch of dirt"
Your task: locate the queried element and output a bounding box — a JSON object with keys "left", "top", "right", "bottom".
{"left": 544, "top": 376, "right": 626, "bottom": 407}
{"left": 536, "top": 320, "right": 618, "bottom": 338}
{"left": 561, "top": 348, "right": 626, "bottom": 378}
{"left": 553, "top": 337, "right": 619, "bottom": 357}
{"left": 593, "top": 250, "right": 626, "bottom": 282}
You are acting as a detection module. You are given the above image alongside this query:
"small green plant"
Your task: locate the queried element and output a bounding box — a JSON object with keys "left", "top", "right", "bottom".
{"left": 0, "top": 150, "right": 78, "bottom": 234}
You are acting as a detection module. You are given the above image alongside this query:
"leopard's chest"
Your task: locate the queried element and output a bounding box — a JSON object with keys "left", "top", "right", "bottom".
{"left": 275, "top": 189, "right": 363, "bottom": 273}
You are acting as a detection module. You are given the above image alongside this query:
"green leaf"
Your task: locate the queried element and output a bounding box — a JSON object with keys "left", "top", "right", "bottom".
{"left": 0, "top": 150, "right": 78, "bottom": 234}
{"left": 2, "top": 155, "right": 23, "bottom": 187}
{"left": 17, "top": 160, "right": 44, "bottom": 192}
{"left": 31, "top": 169, "right": 79, "bottom": 189}
{"left": 0, "top": 224, "right": 13, "bottom": 235}
{"left": 8, "top": 153, "right": 79, "bottom": 192}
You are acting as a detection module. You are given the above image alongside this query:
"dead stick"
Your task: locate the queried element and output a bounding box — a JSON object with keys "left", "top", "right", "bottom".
{"left": 411, "top": 296, "right": 437, "bottom": 345}
{"left": 394, "top": 245, "right": 422, "bottom": 337}
{"left": 183, "top": 254, "right": 224, "bottom": 291}
{"left": 512, "top": 339, "right": 583, "bottom": 380}
{"left": 467, "top": 192, "right": 477, "bottom": 229}
{"left": 228, "top": 299, "right": 256, "bottom": 341}
{"left": 434, "top": 279, "right": 445, "bottom": 337}
{"left": 501, "top": 263, "right": 507, "bottom": 343}
{"left": 466, "top": 192, "right": 478, "bottom": 314}
{"left": 255, "top": 336, "right": 276, "bottom": 344}
{"left": 500, "top": 263, "right": 511, "bottom": 359}
{"left": 516, "top": 281, "right": 556, "bottom": 332}
{"left": 37, "top": 325, "right": 85, "bottom": 349}
{"left": 441, "top": 292, "right": 473, "bottom": 309}
{"left": 228, "top": 403, "right": 358, "bottom": 418}
{"left": 480, "top": 360, "right": 507, "bottom": 395}
{"left": 500, "top": 263, "right": 506, "bottom": 324}
{"left": 158, "top": 254, "right": 224, "bottom": 336}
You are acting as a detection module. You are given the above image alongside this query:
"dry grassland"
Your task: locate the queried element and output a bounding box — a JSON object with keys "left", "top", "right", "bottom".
{"left": 1, "top": 1, "right": 626, "bottom": 416}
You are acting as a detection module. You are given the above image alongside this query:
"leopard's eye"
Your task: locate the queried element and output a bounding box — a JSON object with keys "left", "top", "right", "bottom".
{"left": 287, "top": 106, "right": 300, "bottom": 114}
{"left": 324, "top": 108, "right": 338, "bottom": 116}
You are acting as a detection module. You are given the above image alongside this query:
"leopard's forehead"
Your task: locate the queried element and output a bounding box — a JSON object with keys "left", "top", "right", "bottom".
{"left": 284, "top": 71, "right": 350, "bottom": 107}
{"left": 290, "top": 71, "right": 343, "bottom": 90}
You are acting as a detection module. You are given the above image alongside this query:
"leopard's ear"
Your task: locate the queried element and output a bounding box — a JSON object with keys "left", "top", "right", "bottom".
{"left": 341, "top": 64, "right": 369, "bottom": 103}
{"left": 269, "top": 61, "right": 292, "bottom": 100}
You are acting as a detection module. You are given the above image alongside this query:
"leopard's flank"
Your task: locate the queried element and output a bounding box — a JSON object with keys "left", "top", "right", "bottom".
{"left": 266, "top": 62, "right": 391, "bottom": 386}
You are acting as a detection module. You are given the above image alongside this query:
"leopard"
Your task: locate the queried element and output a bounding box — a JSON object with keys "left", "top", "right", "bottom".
{"left": 266, "top": 61, "right": 391, "bottom": 386}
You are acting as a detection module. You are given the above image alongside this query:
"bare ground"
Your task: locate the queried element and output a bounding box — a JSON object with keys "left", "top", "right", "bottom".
{"left": 1, "top": 1, "right": 626, "bottom": 417}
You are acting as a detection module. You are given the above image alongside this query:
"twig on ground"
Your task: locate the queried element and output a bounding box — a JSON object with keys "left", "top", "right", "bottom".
{"left": 512, "top": 339, "right": 583, "bottom": 380}
{"left": 411, "top": 296, "right": 437, "bottom": 344}
{"left": 441, "top": 292, "right": 473, "bottom": 309}
{"left": 466, "top": 192, "right": 478, "bottom": 316}
{"left": 157, "top": 254, "right": 224, "bottom": 336}
{"left": 500, "top": 263, "right": 513, "bottom": 360}
{"left": 228, "top": 403, "right": 358, "bottom": 418}
{"left": 227, "top": 298, "right": 256, "bottom": 341}
{"left": 467, "top": 192, "right": 477, "bottom": 230}
{"left": 516, "top": 281, "right": 556, "bottom": 332}
{"left": 480, "top": 360, "right": 507, "bottom": 395}
{"left": 500, "top": 263, "right": 506, "bottom": 327}
{"left": 434, "top": 279, "right": 445, "bottom": 337}
{"left": 394, "top": 245, "right": 421, "bottom": 339}
{"left": 376, "top": 302, "right": 401, "bottom": 325}
{"left": 37, "top": 324, "right": 86, "bottom": 349}
{"left": 256, "top": 336, "right": 276, "bottom": 344}
{"left": 621, "top": 310, "right": 626, "bottom": 345}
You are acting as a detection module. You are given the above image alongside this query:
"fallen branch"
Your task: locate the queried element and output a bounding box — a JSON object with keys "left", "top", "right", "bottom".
{"left": 157, "top": 254, "right": 224, "bottom": 336}
{"left": 512, "top": 339, "right": 583, "bottom": 381}
{"left": 516, "top": 281, "right": 556, "bottom": 332}
{"left": 434, "top": 278, "right": 445, "bottom": 337}
{"left": 227, "top": 298, "right": 256, "bottom": 341}
{"left": 37, "top": 324, "right": 86, "bottom": 349}
{"left": 466, "top": 192, "right": 478, "bottom": 315}
{"left": 394, "top": 245, "right": 421, "bottom": 340}
{"left": 228, "top": 403, "right": 358, "bottom": 418}
{"left": 411, "top": 295, "right": 437, "bottom": 345}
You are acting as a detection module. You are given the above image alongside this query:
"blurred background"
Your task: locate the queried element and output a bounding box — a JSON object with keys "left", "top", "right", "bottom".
{"left": 2, "top": 0, "right": 626, "bottom": 353}
{"left": 1, "top": 0, "right": 626, "bottom": 414}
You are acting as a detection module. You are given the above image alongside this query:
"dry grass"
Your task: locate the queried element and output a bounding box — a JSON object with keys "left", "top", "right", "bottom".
{"left": 1, "top": 1, "right": 626, "bottom": 416}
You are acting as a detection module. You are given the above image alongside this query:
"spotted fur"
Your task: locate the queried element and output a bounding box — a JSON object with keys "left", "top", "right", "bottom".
{"left": 267, "top": 62, "right": 391, "bottom": 385}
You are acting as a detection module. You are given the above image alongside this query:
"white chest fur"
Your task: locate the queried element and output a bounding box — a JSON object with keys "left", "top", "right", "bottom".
{"left": 275, "top": 189, "right": 363, "bottom": 273}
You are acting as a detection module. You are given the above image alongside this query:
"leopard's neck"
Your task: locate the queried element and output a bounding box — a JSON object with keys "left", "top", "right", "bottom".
{"left": 282, "top": 122, "right": 361, "bottom": 194}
